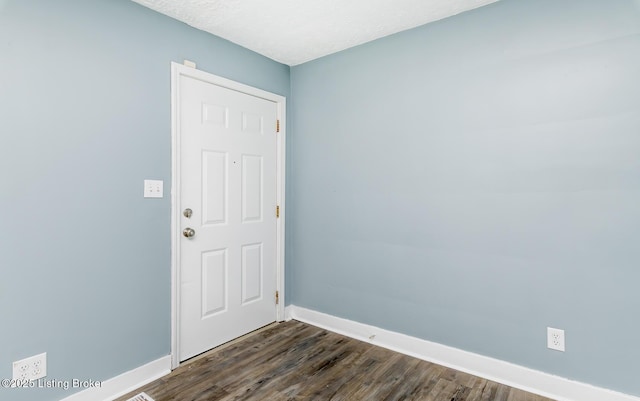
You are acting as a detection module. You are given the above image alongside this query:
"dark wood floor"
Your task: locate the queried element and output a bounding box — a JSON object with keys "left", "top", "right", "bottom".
{"left": 117, "top": 321, "right": 555, "bottom": 401}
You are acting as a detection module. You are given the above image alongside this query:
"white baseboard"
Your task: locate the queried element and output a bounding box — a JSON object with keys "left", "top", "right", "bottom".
{"left": 60, "top": 355, "right": 171, "bottom": 401}
{"left": 286, "top": 305, "right": 639, "bottom": 401}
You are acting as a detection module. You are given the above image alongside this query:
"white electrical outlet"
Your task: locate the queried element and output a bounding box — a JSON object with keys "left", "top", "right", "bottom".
{"left": 143, "top": 179, "right": 163, "bottom": 198}
{"left": 547, "top": 327, "right": 565, "bottom": 352}
{"left": 12, "top": 353, "right": 47, "bottom": 383}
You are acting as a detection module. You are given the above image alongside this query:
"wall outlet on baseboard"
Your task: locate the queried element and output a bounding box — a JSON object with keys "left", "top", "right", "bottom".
{"left": 547, "top": 327, "right": 565, "bottom": 352}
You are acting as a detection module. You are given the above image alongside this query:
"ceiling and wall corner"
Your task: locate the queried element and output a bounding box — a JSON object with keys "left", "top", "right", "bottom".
{"left": 131, "top": 0, "right": 499, "bottom": 65}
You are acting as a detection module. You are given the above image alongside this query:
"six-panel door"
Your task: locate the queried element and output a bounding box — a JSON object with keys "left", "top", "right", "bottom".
{"left": 179, "top": 75, "right": 278, "bottom": 361}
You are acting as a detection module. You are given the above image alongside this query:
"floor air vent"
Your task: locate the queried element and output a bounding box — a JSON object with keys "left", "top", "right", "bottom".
{"left": 125, "top": 392, "right": 155, "bottom": 401}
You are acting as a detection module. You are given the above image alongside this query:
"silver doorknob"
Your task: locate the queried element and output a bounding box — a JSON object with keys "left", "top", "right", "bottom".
{"left": 183, "top": 208, "right": 193, "bottom": 218}
{"left": 183, "top": 228, "right": 196, "bottom": 238}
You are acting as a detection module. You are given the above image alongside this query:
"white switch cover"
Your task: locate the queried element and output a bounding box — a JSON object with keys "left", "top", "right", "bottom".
{"left": 144, "top": 180, "right": 163, "bottom": 198}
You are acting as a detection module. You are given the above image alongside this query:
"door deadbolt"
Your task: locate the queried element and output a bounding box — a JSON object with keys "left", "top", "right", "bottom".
{"left": 183, "top": 227, "right": 196, "bottom": 238}
{"left": 183, "top": 208, "right": 193, "bottom": 219}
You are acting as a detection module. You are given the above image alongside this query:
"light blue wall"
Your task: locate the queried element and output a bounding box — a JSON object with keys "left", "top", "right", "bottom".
{"left": 0, "top": 1, "right": 289, "bottom": 400}
{"left": 3, "top": 0, "right": 640, "bottom": 398}
{"left": 290, "top": 0, "right": 640, "bottom": 396}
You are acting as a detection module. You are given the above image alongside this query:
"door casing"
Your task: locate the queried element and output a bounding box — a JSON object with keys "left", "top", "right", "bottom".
{"left": 170, "top": 62, "right": 286, "bottom": 369}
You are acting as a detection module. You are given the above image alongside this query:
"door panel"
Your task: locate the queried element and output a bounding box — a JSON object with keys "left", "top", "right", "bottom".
{"left": 179, "top": 75, "right": 277, "bottom": 361}
{"left": 241, "top": 243, "right": 263, "bottom": 304}
{"left": 202, "top": 151, "right": 227, "bottom": 225}
{"left": 202, "top": 249, "right": 227, "bottom": 317}
{"left": 242, "top": 155, "right": 263, "bottom": 222}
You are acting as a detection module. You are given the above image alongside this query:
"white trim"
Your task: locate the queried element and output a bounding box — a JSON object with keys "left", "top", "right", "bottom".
{"left": 170, "top": 62, "right": 286, "bottom": 369}
{"left": 275, "top": 97, "right": 286, "bottom": 322}
{"left": 288, "top": 305, "right": 640, "bottom": 401}
{"left": 284, "top": 305, "right": 294, "bottom": 321}
{"left": 59, "top": 356, "right": 171, "bottom": 401}
{"left": 170, "top": 62, "right": 181, "bottom": 371}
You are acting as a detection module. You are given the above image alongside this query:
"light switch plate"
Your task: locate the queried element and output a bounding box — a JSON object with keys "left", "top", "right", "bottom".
{"left": 144, "top": 180, "right": 163, "bottom": 198}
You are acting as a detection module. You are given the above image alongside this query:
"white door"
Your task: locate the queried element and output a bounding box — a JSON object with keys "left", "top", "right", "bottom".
{"left": 178, "top": 73, "right": 278, "bottom": 361}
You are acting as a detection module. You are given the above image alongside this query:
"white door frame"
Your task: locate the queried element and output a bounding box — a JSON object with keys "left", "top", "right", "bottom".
{"left": 170, "top": 62, "right": 286, "bottom": 369}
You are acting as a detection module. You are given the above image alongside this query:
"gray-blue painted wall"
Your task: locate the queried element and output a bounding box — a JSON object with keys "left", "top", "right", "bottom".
{"left": 290, "top": 0, "right": 640, "bottom": 396}
{"left": 0, "top": 1, "right": 289, "bottom": 400}
{"left": 3, "top": 0, "right": 640, "bottom": 399}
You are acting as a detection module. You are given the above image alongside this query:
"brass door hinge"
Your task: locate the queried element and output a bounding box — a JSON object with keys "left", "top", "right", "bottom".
{"left": 275, "top": 290, "right": 280, "bottom": 305}
{"left": 276, "top": 205, "right": 280, "bottom": 218}
{"left": 276, "top": 119, "right": 280, "bottom": 133}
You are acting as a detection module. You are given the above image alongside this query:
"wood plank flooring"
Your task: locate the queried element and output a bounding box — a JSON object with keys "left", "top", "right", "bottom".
{"left": 117, "top": 321, "right": 556, "bottom": 401}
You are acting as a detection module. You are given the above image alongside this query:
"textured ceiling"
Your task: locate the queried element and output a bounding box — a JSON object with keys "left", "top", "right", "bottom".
{"left": 132, "top": 0, "right": 498, "bottom": 66}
